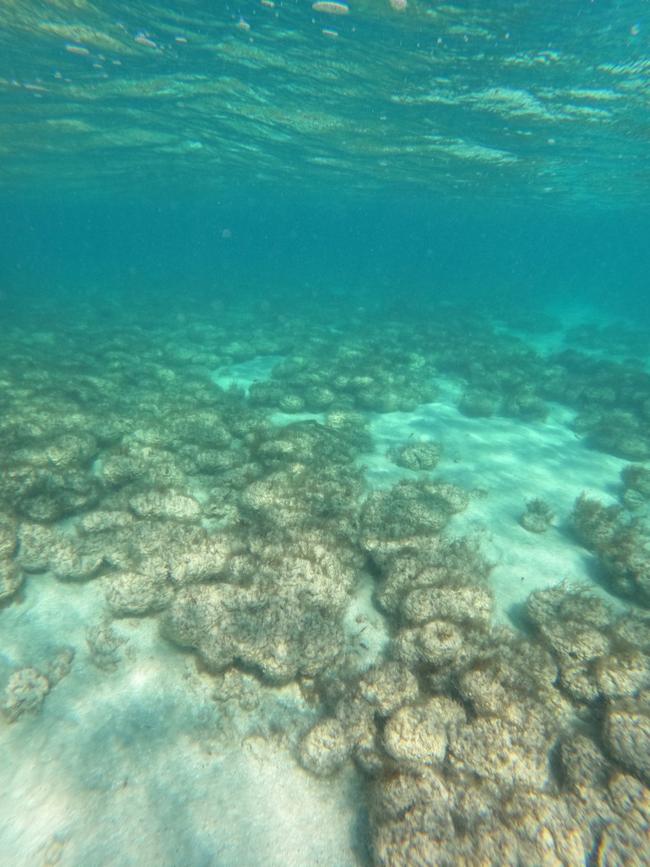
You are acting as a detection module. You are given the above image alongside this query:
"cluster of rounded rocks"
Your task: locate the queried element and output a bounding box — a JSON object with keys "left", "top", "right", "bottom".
{"left": 571, "top": 463, "right": 650, "bottom": 607}
{"left": 298, "top": 576, "right": 650, "bottom": 864}
{"left": 2, "top": 305, "right": 650, "bottom": 864}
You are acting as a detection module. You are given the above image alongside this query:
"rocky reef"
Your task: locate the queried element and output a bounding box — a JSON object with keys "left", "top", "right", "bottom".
{"left": 2, "top": 301, "right": 650, "bottom": 864}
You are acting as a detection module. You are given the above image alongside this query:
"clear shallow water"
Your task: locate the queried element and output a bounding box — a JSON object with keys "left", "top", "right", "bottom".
{"left": 2, "top": 3, "right": 650, "bottom": 867}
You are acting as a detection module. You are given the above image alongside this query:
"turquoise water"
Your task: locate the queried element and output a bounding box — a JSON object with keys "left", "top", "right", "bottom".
{"left": 2, "top": 3, "right": 650, "bottom": 866}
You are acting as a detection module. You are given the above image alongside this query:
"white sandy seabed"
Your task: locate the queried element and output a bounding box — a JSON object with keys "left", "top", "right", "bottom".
{"left": 0, "top": 359, "right": 636, "bottom": 867}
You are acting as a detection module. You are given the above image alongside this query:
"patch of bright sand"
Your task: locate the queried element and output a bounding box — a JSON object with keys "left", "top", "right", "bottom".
{"left": 362, "top": 378, "right": 630, "bottom": 624}
{"left": 0, "top": 577, "right": 364, "bottom": 867}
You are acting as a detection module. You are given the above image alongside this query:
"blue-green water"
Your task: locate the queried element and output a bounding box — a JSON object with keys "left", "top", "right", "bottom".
{"left": 2, "top": 3, "right": 650, "bottom": 866}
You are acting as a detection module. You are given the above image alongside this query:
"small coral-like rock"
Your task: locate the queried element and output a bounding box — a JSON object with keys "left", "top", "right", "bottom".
{"left": 360, "top": 480, "right": 469, "bottom": 556}
{"left": 105, "top": 570, "right": 173, "bottom": 616}
{"left": 375, "top": 535, "right": 491, "bottom": 614}
{"left": 595, "top": 651, "right": 650, "bottom": 699}
{"left": 571, "top": 493, "right": 621, "bottom": 549}
{"left": 17, "top": 522, "right": 57, "bottom": 572}
{"left": 335, "top": 694, "right": 376, "bottom": 749}
{"left": 0, "top": 557, "right": 23, "bottom": 601}
{"left": 49, "top": 537, "right": 104, "bottom": 582}
{"left": 16, "top": 467, "right": 99, "bottom": 522}
{"left": 388, "top": 441, "right": 442, "bottom": 472}
{"left": 86, "top": 623, "right": 128, "bottom": 671}
{"left": 622, "top": 463, "right": 650, "bottom": 499}
{"left": 599, "top": 772, "right": 650, "bottom": 863}
{"left": 401, "top": 585, "right": 492, "bottom": 628}
{"left": 519, "top": 498, "right": 554, "bottom": 534}
{"left": 383, "top": 697, "right": 464, "bottom": 766}
{"left": 604, "top": 696, "right": 650, "bottom": 783}
{"left": 129, "top": 489, "right": 201, "bottom": 522}
{"left": 370, "top": 769, "right": 455, "bottom": 863}
{"left": 606, "top": 771, "right": 650, "bottom": 826}
{"left": 45, "top": 647, "right": 75, "bottom": 687}
{"left": 458, "top": 668, "right": 510, "bottom": 717}
{"left": 610, "top": 611, "right": 650, "bottom": 653}
{"left": 298, "top": 718, "right": 351, "bottom": 776}
{"left": 78, "top": 510, "right": 135, "bottom": 534}
{"left": 163, "top": 582, "right": 344, "bottom": 683}
{"left": 1, "top": 667, "right": 50, "bottom": 722}
{"left": 527, "top": 582, "right": 612, "bottom": 631}
{"left": 278, "top": 394, "right": 305, "bottom": 413}
{"left": 458, "top": 389, "right": 498, "bottom": 418}
{"left": 559, "top": 733, "right": 610, "bottom": 793}
{"left": 304, "top": 385, "right": 335, "bottom": 410}
{"left": 357, "top": 662, "right": 419, "bottom": 717}
{"left": 540, "top": 620, "right": 610, "bottom": 664}
{"left": 448, "top": 714, "right": 551, "bottom": 789}
{"left": 0, "top": 512, "right": 17, "bottom": 559}
{"left": 416, "top": 620, "right": 464, "bottom": 666}
{"left": 559, "top": 662, "right": 600, "bottom": 704}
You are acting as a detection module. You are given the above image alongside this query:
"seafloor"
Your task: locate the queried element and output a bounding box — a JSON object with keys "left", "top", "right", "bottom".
{"left": 1, "top": 296, "right": 649, "bottom": 866}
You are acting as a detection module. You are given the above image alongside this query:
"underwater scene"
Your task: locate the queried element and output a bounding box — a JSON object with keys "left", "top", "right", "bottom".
{"left": 2, "top": 1, "right": 650, "bottom": 865}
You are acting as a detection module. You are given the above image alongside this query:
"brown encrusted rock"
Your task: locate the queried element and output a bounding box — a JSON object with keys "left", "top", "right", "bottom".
{"left": 417, "top": 620, "right": 465, "bottom": 665}
{"left": 527, "top": 582, "right": 612, "bottom": 631}
{"left": 458, "top": 388, "right": 498, "bottom": 418}
{"left": 41, "top": 433, "right": 98, "bottom": 469}
{"left": 393, "top": 621, "right": 465, "bottom": 668}
{"left": 17, "top": 522, "right": 103, "bottom": 580}
{"left": 45, "top": 647, "right": 75, "bottom": 686}
{"left": 0, "top": 512, "right": 17, "bottom": 559}
{"left": 525, "top": 585, "right": 613, "bottom": 672}
{"left": 105, "top": 570, "right": 174, "bottom": 616}
{"left": 604, "top": 695, "right": 650, "bottom": 783}
{"left": 1, "top": 667, "right": 50, "bottom": 722}
{"left": 606, "top": 771, "right": 650, "bottom": 826}
{"left": 78, "top": 509, "right": 135, "bottom": 534}
{"left": 100, "top": 443, "right": 186, "bottom": 489}
{"left": 370, "top": 769, "right": 455, "bottom": 864}
{"left": 384, "top": 704, "right": 447, "bottom": 767}
{"left": 401, "top": 585, "right": 492, "bottom": 628}
{"left": 92, "top": 521, "right": 236, "bottom": 586}
{"left": 335, "top": 694, "right": 376, "bottom": 748}
{"left": 360, "top": 480, "right": 470, "bottom": 561}
{"left": 129, "top": 489, "right": 201, "bottom": 522}
{"left": 371, "top": 767, "right": 452, "bottom": 826}
{"left": 458, "top": 668, "right": 510, "bottom": 717}
{"left": 476, "top": 791, "right": 590, "bottom": 865}
{"left": 599, "top": 772, "right": 650, "bottom": 865}
{"left": 559, "top": 662, "right": 601, "bottom": 704}
{"left": 17, "top": 522, "right": 58, "bottom": 572}
{"left": 151, "top": 533, "right": 237, "bottom": 586}
{"left": 376, "top": 536, "right": 491, "bottom": 616}
{"left": 278, "top": 394, "right": 306, "bottom": 413}
{"left": 622, "top": 464, "right": 650, "bottom": 499}
{"left": 447, "top": 710, "right": 552, "bottom": 790}
{"left": 86, "top": 623, "right": 127, "bottom": 670}
{"left": 49, "top": 538, "right": 104, "bottom": 581}
{"left": 383, "top": 697, "right": 465, "bottom": 766}
{"left": 14, "top": 467, "right": 99, "bottom": 522}
{"left": 333, "top": 694, "right": 386, "bottom": 776}
{"left": 539, "top": 620, "right": 610, "bottom": 665}
{"left": 298, "top": 718, "right": 351, "bottom": 777}
{"left": 559, "top": 733, "right": 610, "bottom": 793}
{"left": 519, "top": 498, "right": 554, "bottom": 534}
{"left": 388, "top": 441, "right": 442, "bottom": 472}
{"left": 595, "top": 650, "right": 650, "bottom": 699}
{"left": 162, "top": 582, "right": 344, "bottom": 683}
{"left": 0, "top": 558, "right": 23, "bottom": 602}
{"left": 610, "top": 611, "right": 650, "bottom": 653}
{"left": 357, "top": 662, "right": 419, "bottom": 717}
